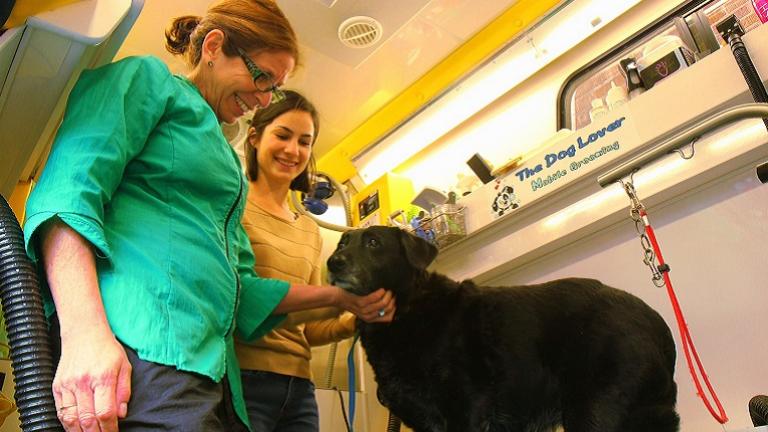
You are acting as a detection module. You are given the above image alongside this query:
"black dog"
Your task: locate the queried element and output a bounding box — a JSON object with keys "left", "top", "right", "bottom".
{"left": 327, "top": 226, "right": 679, "bottom": 432}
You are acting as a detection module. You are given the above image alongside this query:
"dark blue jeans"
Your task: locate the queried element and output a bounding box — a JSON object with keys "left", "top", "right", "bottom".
{"left": 241, "top": 370, "right": 319, "bottom": 432}
{"left": 119, "top": 346, "right": 248, "bottom": 432}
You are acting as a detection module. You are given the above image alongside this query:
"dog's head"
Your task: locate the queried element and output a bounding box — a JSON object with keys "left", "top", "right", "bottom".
{"left": 327, "top": 226, "right": 438, "bottom": 296}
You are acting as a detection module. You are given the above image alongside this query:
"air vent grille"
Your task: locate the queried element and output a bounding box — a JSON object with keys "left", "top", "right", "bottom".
{"left": 338, "top": 16, "right": 383, "bottom": 48}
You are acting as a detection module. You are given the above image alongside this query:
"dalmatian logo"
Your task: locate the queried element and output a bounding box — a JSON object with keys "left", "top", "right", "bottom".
{"left": 491, "top": 185, "right": 520, "bottom": 217}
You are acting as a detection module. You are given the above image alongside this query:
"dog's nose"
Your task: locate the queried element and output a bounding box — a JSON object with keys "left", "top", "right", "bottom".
{"left": 327, "top": 254, "right": 345, "bottom": 273}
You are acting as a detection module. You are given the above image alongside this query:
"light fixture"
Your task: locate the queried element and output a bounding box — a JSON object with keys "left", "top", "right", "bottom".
{"left": 352, "top": 0, "right": 641, "bottom": 184}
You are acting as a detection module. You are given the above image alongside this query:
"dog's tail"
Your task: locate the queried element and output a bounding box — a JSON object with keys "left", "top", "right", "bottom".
{"left": 622, "top": 404, "right": 680, "bottom": 432}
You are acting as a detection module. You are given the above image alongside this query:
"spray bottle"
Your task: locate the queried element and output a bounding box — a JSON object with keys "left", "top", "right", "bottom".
{"left": 619, "top": 57, "right": 646, "bottom": 99}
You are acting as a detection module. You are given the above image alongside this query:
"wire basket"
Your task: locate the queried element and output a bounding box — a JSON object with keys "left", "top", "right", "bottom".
{"left": 389, "top": 205, "right": 467, "bottom": 248}
{"left": 427, "top": 204, "right": 466, "bottom": 248}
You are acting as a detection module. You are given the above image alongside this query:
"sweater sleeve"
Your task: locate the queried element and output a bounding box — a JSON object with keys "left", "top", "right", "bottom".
{"left": 234, "top": 222, "right": 289, "bottom": 342}
{"left": 23, "top": 56, "right": 173, "bottom": 263}
{"left": 303, "top": 312, "right": 356, "bottom": 346}
{"left": 303, "top": 235, "right": 356, "bottom": 345}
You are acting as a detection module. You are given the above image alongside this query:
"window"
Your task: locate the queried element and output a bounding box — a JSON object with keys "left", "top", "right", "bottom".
{"left": 704, "top": 0, "right": 763, "bottom": 44}
{"left": 558, "top": 0, "right": 764, "bottom": 131}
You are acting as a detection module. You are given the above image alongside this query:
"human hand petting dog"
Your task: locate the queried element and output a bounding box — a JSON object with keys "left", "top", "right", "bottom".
{"left": 273, "top": 284, "right": 395, "bottom": 322}
{"left": 335, "top": 287, "right": 395, "bottom": 323}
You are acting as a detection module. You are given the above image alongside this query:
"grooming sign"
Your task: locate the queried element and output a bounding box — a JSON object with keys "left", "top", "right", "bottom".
{"left": 515, "top": 117, "right": 627, "bottom": 194}
{"left": 458, "top": 114, "right": 642, "bottom": 233}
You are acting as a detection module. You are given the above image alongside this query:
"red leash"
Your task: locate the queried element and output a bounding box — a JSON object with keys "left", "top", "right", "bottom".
{"left": 623, "top": 182, "right": 728, "bottom": 424}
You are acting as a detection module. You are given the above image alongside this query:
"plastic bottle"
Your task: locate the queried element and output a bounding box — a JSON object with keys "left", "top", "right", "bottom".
{"left": 605, "top": 81, "right": 629, "bottom": 110}
{"left": 753, "top": 0, "right": 768, "bottom": 24}
{"left": 589, "top": 98, "right": 608, "bottom": 122}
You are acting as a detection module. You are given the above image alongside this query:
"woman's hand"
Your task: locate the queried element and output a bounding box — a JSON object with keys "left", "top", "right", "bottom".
{"left": 39, "top": 221, "right": 132, "bottom": 431}
{"left": 334, "top": 288, "right": 396, "bottom": 323}
{"left": 54, "top": 329, "right": 132, "bottom": 432}
{"left": 273, "top": 284, "right": 395, "bottom": 321}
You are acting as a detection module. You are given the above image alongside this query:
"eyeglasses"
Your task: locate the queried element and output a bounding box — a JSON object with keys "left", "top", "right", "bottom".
{"left": 236, "top": 47, "right": 286, "bottom": 103}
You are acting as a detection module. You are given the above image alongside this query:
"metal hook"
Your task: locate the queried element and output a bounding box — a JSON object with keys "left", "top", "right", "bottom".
{"left": 673, "top": 137, "right": 698, "bottom": 160}
{"left": 617, "top": 169, "right": 638, "bottom": 186}
{"left": 616, "top": 169, "right": 643, "bottom": 221}
{"left": 615, "top": 169, "right": 638, "bottom": 191}
{"left": 628, "top": 169, "right": 638, "bottom": 185}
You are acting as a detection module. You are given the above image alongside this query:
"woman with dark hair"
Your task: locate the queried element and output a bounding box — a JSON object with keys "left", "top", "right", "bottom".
{"left": 22, "top": 1, "right": 394, "bottom": 431}
{"left": 236, "top": 90, "right": 356, "bottom": 431}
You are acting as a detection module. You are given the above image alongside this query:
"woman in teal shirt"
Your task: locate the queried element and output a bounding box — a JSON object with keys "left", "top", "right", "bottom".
{"left": 23, "top": 1, "right": 394, "bottom": 431}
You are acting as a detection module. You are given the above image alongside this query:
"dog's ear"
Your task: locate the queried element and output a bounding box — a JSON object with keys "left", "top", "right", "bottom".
{"left": 398, "top": 228, "right": 438, "bottom": 270}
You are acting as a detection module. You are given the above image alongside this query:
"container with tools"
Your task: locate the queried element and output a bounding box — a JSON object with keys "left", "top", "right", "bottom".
{"left": 428, "top": 201, "right": 466, "bottom": 248}
{"left": 390, "top": 191, "right": 467, "bottom": 249}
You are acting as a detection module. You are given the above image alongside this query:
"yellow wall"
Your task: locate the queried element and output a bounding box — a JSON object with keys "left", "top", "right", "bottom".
{"left": 6, "top": 181, "right": 33, "bottom": 226}
{"left": 317, "top": 0, "right": 564, "bottom": 183}
{"left": 3, "top": 0, "right": 80, "bottom": 28}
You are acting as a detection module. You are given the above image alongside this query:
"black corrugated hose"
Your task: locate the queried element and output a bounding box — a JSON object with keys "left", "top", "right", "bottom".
{"left": 730, "top": 37, "right": 768, "bottom": 129}
{"left": 0, "top": 1, "right": 15, "bottom": 29}
{"left": 0, "top": 195, "right": 62, "bottom": 431}
{"left": 751, "top": 395, "right": 768, "bottom": 427}
{"left": 386, "top": 412, "right": 401, "bottom": 432}
{"left": 717, "top": 15, "right": 768, "bottom": 131}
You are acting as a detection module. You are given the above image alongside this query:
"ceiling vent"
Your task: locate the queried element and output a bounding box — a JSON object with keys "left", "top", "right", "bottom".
{"left": 337, "top": 16, "right": 383, "bottom": 49}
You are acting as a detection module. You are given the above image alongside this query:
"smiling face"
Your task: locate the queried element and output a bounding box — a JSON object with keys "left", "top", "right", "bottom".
{"left": 192, "top": 30, "right": 296, "bottom": 124}
{"left": 249, "top": 109, "right": 315, "bottom": 187}
{"left": 209, "top": 49, "right": 295, "bottom": 123}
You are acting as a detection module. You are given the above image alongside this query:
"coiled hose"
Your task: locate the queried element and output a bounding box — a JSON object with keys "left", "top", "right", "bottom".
{"left": 0, "top": 195, "right": 62, "bottom": 431}
{"left": 386, "top": 412, "right": 401, "bottom": 432}
{"left": 730, "top": 37, "right": 768, "bottom": 119}
{"left": 321, "top": 342, "right": 338, "bottom": 389}
{"left": 0, "top": 1, "right": 15, "bottom": 28}
{"left": 722, "top": 18, "right": 768, "bottom": 131}
{"left": 751, "top": 395, "right": 768, "bottom": 427}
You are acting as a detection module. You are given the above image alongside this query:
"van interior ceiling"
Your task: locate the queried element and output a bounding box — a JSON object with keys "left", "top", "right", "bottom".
{"left": 0, "top": 0, "right": 767, "bottom": 431}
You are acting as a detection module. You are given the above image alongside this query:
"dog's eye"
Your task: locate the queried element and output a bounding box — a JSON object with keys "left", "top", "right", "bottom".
{"left": 366, "top": 238, "right": 380, "bottom": 248}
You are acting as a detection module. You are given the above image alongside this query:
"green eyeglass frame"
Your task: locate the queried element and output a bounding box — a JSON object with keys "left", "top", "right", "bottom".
{"left": 236, "top": 47, "right": 285, "bottom": 103}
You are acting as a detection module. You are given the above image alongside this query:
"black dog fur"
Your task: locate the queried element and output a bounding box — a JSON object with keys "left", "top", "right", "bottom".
{"left": 327, "top": 226, "right": 679, "bottom": 432}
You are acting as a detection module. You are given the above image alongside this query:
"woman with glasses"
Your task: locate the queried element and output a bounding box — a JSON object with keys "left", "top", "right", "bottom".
{"left": 235, "top": 90, "right": 355, "bottom": 432}
{"left": 22, "top": 1, "right": 394, "bottom": 431}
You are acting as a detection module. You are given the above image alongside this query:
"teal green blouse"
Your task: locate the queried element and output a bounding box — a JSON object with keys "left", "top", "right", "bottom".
{"left": 23, "top": 55, "right": 289, "bottom": 428}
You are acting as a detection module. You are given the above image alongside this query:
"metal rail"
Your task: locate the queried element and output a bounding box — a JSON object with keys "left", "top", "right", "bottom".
{"left": 597, "top": 103, "right": 768, "bottom": 187}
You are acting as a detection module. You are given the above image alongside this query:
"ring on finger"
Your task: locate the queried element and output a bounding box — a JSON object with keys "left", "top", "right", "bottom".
{"left": 377, "top": 308, "right": 386, "bottom": 317}
{"left": 57, "top": 404, "right": 76, "bottom": 413}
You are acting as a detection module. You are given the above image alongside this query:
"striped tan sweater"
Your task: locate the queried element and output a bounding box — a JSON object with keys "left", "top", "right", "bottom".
{"left": 235, "top": 188, "right": 355, "bottom": 379}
